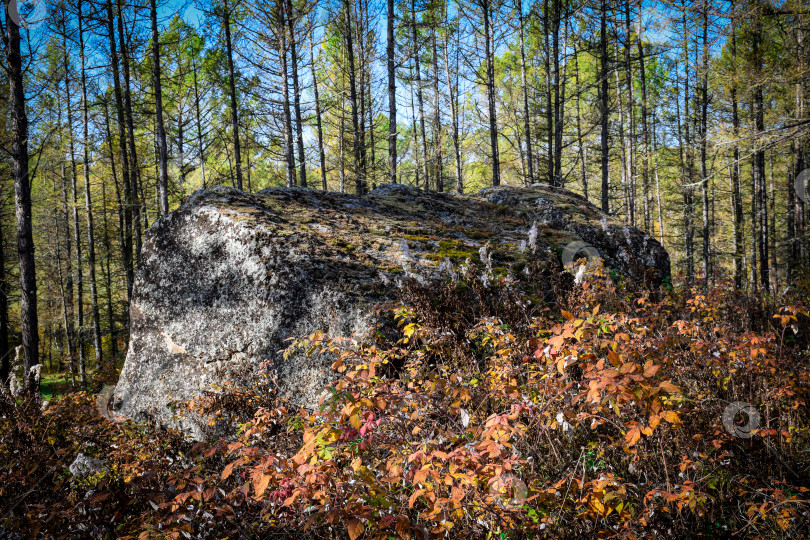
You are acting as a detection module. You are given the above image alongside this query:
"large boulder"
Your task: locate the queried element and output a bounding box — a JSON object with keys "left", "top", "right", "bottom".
{"left": 112, "top": 183, "right": 669, "bottom": 438}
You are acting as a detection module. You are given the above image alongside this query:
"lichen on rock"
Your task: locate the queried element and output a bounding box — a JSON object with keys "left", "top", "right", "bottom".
{"left": 113, "top": 183, "right": 669, "bottom": 439}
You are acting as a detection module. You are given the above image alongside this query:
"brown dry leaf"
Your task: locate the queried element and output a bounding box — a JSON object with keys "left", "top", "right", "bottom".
{"left": 347, "top": 518, "right": 364, "bottom": 540}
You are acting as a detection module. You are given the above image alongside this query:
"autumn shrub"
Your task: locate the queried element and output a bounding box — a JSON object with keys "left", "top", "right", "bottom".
{"left": 1, "top": 260, "right": 809, "bottom": 539}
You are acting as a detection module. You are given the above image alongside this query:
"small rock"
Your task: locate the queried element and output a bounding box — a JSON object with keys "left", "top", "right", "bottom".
{"left": 69, "top": 453, "right": 107, "bottom": 478}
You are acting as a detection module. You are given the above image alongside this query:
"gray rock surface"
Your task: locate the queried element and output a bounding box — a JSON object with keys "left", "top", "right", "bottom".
{"left": 69, "top": 453, "right": 108, "bottom": 478}
{"left": 113, "top": 184, "right": 669, "bottom": 439}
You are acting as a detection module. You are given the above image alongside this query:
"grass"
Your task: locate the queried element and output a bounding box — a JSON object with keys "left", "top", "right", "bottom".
{"left": 40, "top": 371, "right": 73, "bottom": 402}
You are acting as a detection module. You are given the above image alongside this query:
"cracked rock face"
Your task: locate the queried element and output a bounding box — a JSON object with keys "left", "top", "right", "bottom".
{"left": 113, "top": 183, "right": 669, "bottom": 439}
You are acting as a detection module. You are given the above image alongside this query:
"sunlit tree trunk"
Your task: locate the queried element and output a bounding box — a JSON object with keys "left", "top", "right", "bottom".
{"left": 443, "top": 2, "right": 462, "bottom": 193}
{"left": 410, "top": 0, "right": 430, "bottom": 189}
{"left": 287, "top": 0, "right": 307, "bottom": 187}
{"left": 387, "top": 0, "right": 397, "bottom": 185}
{"left": 310, "top": 29, "right": 328, "bottom": 190}
{"left": 79, "top": 3, "right": 103, "bottom": 367}
{"left": 223, "top": 0, "right": 244, "bottom": 190}
{"left": 482, "top": 0, "right": 500, "bottom": 186}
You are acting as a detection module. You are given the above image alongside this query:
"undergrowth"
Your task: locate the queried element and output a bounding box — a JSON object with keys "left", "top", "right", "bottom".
{"left": 1, "top": 258, "right": 809, "bottom": 539}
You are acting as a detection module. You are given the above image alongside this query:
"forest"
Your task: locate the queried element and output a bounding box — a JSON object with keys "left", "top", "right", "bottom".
{"left": 1, "top": 0, "right": 810, "bottom": 537}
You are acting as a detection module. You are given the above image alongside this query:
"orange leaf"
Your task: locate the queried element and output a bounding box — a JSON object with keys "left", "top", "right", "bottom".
{"left": 221, "top": 460, "right": 239, "bottom": 480}
{"left": 659, "top": 381, "right": 681, "bottom": 395}
{"left": 619, "top": 362, "right": 635, "bottom": 374}
{"left": 625, "top": 427, "right": 641, "bottom": 446}
{"left": 409, "top": 489, "right": 426, "bottom": 508}
{"left": 253, "top": 473, "right": 271, "bottom": 498}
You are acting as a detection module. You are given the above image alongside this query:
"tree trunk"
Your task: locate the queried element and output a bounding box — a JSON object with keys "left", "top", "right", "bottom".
{"left": 409, "top": 58, "right": 422, "bottom": 188}
{"left": 768, "top": 154, "right": 777, "bottom": 291}
{"left": 102, "top": 98, "right": 128, "bottom": 311}
{"left": 52, "top": 185, "right": 75, "bottom": 384}
{"left": 410, "top": 0, "right": 430, "bottom": 190}
{"left": 223, "top": 0, "right": 244, "bottom": 190}
{"left": 699, "top": 0, "right": 710, "bottom": 285}
{"left": 442, "top": 2, "right": 462, "bottom": 193}
{"left": 387, "top": 0, "right": 397, "bottom": 185}
{"left": 150, "top": 0, "right": 170, "bottom": 215}
{"left": 58, "top": 25, "right": 77, "bottom": 381}
{"left": 730, "top": 6, "right": 743, "bottom": 288}
{"left": 623, "top": 1, "right": 636, "bottom": 226}
{"left": 345, "top": 0, "right": 366, "bottom": 195}
{"left": 116, "top": 0, "right": 143, "bottom": 264}
{"left": 750, "top": 153, "right": 758, "bottom": 291}
{"left": 637, "top": 0, "right": 651, "bottom": 233}
{"left": 0, "top": 177, "right": 9, "bottom": 386}
{"left": 752, "top": 11, "right": 769, "bottom": 290}
{"left": 431, "top": 21, "right": 443, "bottom": 192}
{"left": 79, "top": 3, "right": 103, "bottom": 368}
{"left": 65, "top": 36, "right": 85, "bottom": 383}
{"left": 339, "top": 42, "right": 346, "bottom": 193}
{"left": 543, "top": 0, "right": 553, "bottom": 185}
{"left": 791, "top": 24, "right": 805, "bottom": 278}
{"left": 482, "top": 0, "right": 500, "bottom": 186}
{"left": 357, "top": 1, "right": 369, "bottom": 190}
{"left": 192, "top": 58, "right": 207, "bottom": 189}
{"left": 615, "top": 39, "right": 628, "bottom": 222}
{"left": 552, "top": 0, "right": 563, "bottom": 187}
{"left": 681, "top": 4, "right": 695, "bottom": 283}
{"left": 105, "top": 0, "right": 134, "bottom": 306}
{"left": 517, "top": 0, "right": 533, "bottom": 186}
{"left": 100, "top": 128, "right": 119, "bottom": 365}
{"left": 286, "top": 0, "right": 307, "bottom": 187}
{"left": 599, "top": 0, "right": 609, "bottom": 213}
{"left": 573, "top": 45, "right": 587, "bottom": 199}
{"left": 5, "top": 6, "right": 39, "bottom": 393}
{"left": 652, "top": 109, "right": 665, "bottom": 246}
{"left": 309, "top": 30, "right": 328, "bottom": 190}
{"left": 278, "top": 0, "right": 296, "bottom": 187}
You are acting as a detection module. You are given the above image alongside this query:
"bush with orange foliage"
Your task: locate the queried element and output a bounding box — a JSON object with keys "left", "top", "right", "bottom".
{"left": 2, "top": 258, "right": 809, "bottom": 539}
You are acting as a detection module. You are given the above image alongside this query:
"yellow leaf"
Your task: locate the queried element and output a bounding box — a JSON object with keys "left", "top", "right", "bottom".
{"left": 561, "top": 310, "right": 574, "bottom": 321}
{"left": 661, "top": 411, "right": 681, "bottom": 424}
